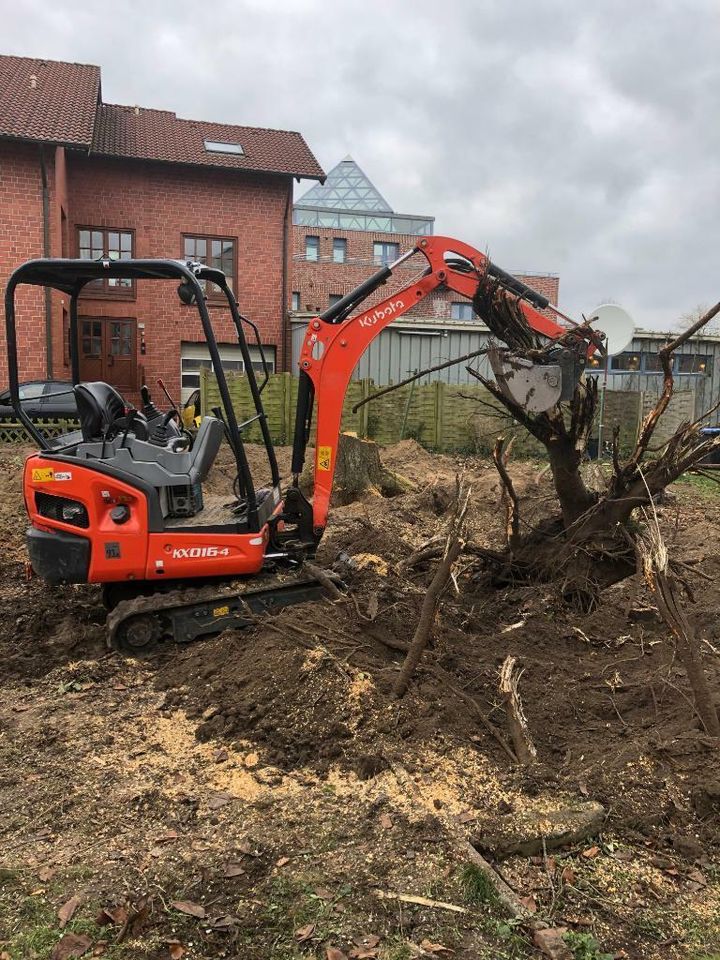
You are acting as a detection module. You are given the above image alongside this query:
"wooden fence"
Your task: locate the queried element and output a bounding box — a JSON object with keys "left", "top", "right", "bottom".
{"left": 200, "top": 369, "right": 697, "bottom": 456}
{"left": 0, "top": 376, "right": 695, "bottom": 457}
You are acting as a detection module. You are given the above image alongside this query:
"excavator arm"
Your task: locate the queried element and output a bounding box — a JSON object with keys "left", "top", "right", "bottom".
{"left": 292, "top": 235, "right": 596, "bottom": 539}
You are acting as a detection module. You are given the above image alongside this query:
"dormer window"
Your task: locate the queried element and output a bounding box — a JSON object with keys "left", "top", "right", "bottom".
{"left": 203, "top": 139, "right": 244, "bottom": 155}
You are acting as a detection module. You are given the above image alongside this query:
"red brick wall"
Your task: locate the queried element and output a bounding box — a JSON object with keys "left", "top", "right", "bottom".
{"left": 62, "top": 157, "right": 291, "bottom": 401}
{"left": 290, "top": 225, "right": 560, "bottom": 321}
{"left": 0, "top": 141, "right": 46, "bottom": 386}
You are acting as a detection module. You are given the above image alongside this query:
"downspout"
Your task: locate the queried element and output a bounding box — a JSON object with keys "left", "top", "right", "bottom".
{"left": 39, "top": 146, "right": 53, "bottom": 377}
{"left": 281, "top": 178, "right": 292, "bottom": 373}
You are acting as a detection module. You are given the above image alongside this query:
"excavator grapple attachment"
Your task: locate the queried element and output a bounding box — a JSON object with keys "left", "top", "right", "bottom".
{"left": 487, "top": 346, "right": 563, "bottom": 413}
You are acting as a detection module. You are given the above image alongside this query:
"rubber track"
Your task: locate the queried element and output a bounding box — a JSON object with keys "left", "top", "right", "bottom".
{"left": 105, "top": 576, "right": 308, "bottom": 651}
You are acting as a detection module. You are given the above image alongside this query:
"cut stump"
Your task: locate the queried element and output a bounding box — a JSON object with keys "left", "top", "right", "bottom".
{"left": 301, "top": 433, "right": 413, "bottom": 505}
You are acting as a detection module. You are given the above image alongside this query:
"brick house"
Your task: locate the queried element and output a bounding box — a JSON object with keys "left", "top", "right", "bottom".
{"left": 0, "top": 54, "right": 323, "bottom": 403}
{"left": 291, "top": 156, "right": 559, "bottom": 325}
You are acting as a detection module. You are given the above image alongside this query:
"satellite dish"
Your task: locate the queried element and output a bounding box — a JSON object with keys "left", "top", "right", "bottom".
{"left": 587, "top": 303, "right": 635, "bottom": 356}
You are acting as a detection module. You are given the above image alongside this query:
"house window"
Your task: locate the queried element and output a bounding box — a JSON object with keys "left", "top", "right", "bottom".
{"left": 610, "top": 353, "right": 641, "bottom": 372}
{"left": 77, "top": 227, "right": 133, "bottom": 296}
{"left": 643, "top": 353, "right": 666, "bottom": 373}
{"left": 333, "top": 238, "right": 347, "bottom": 263}
{"left": 328, "top": 294, "right": 343, "bottom": 307}
{"left": 678, "top": 354, "right": 710, "bottom": 374}
{"left": 183, "top": 235, "right": 236, "bottom": 299}
{"left": 291, "top": 291, "right": 301, "bottom": 311}
{"left": 373, "top": 241, "right": 399, "bottom": 266}
{"left": 305, "top": 236, "right": 320, "bottom": 261}
{"left": 451, "top": 301, "right": 475, "bottom": 321}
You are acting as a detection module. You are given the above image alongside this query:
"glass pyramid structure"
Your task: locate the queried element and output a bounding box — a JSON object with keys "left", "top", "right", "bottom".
{"left": 294, "top": 156, "right": 433, "bottom": 236}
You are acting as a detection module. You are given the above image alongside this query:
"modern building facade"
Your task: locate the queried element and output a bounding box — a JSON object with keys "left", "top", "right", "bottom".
{"left": 290, "top": 156, "right": 560, "bottom": 384}
{"left": 0, "top": 54, "right": 323, "bottom": 403}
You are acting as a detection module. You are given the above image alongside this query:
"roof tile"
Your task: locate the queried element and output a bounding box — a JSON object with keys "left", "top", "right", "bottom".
{"left": 0, "top": 55, "right": 100, "bottom": 146}
{"left": 92, "top": 103, "right": 324, "bottom": 180}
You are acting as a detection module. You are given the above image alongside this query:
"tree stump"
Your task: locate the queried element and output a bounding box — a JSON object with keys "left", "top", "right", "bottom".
{"left": 301, "top": 433, "right": 413, "bottom": 505}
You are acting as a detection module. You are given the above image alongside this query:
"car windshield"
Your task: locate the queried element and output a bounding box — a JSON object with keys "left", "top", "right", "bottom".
{"left": 18, "top": 384, "right": 45, "bottom": 400}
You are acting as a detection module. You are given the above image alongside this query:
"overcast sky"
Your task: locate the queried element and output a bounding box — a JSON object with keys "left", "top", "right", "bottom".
{"left": 3, "top": 0, "right": 719, "bottom": 329}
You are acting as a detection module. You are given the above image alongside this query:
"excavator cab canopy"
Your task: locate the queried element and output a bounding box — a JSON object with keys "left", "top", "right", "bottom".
{"left": 4, "top": 257, "right": 279, "bottom": 531}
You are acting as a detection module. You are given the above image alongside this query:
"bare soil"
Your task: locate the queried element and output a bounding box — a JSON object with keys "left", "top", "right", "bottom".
{"left": 1, "top": 441, "right": 719, "bottom": 959}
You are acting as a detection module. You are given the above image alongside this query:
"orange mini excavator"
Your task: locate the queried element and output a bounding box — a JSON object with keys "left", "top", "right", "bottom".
{"left": 5, "top": 236, "right": 601, "bottom": 652}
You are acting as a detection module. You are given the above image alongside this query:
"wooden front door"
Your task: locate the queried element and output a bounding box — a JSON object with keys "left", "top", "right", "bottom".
{"left": 79, "top": 318, "right": 137, "bottom": 394}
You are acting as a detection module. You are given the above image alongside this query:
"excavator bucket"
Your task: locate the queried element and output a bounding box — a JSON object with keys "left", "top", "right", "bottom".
{"left": 487, "top": 345, "right": 584, "bottom": 413}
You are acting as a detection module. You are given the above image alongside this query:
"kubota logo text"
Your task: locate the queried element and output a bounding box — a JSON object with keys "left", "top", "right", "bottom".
{"left": 358, "top": 299, "right": 405, "bottom": 328}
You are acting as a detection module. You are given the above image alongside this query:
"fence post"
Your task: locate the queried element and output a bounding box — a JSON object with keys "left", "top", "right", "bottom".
{"left": 434, "top": 380, "right": 446, "bottom": 450}
{"left": 360, "top": 378, "right": 371, "bottom": 437}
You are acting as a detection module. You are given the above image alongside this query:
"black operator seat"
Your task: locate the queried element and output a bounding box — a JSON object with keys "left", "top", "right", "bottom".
{"left": 74, "top": 382, "right": 127, "bottom": 441}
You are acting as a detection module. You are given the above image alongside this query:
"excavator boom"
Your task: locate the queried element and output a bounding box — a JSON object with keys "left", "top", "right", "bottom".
{"left": 293, "top": 235, "right": 598, "bottom": 537}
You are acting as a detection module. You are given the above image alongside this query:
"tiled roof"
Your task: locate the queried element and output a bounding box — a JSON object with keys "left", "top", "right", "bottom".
{"left": 92, "top": 103, "right": 324, "bottom": 180}
{"left": 0, "top": 55, "right": 100, "bottom": 146}
{"left": 0, "top": 54, "right": 323, "bottom": 180}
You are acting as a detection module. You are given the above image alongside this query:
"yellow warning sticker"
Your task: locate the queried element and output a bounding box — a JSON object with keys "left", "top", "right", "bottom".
{"left": 213, "top": 605, "right": 230, "bottom": 618}
{"left": 31, "top": 468, "right": 54, "bottom": 482}
{"left": 317, "top": 445, "right": 332, "bottom": 471}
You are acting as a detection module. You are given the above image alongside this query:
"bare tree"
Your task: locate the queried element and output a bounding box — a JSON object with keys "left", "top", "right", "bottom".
{"left": 466, "top": 275, "right": 720, "bottom": 610}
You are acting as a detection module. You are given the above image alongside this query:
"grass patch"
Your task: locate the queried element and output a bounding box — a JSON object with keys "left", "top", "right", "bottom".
{"left": 459, "top": 863, "right": 500, "bottom": 906}
{"left": 674, "top": 472, "right": 720, "bottom": 497}
{"left": 563, "top": 930, "right": 613, "bottom": 960}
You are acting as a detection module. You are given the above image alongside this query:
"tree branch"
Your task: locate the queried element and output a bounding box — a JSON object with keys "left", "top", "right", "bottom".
{"left": 352, "top": 348, "right": 489, "bottom": 413}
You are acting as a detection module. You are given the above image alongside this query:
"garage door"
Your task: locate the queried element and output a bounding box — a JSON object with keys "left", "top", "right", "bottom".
{"left": 180, "top": 342, "right": 276, "bottom": 403}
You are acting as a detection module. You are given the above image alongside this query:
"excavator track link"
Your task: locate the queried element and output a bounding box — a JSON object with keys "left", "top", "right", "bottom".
{"left": 106, "top": 578, "right": 324, "bottom": 654}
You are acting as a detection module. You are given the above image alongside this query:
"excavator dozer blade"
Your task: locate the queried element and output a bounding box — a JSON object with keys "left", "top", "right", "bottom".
{"left": 487, "top": 346, "right": 563, "bottom": 413}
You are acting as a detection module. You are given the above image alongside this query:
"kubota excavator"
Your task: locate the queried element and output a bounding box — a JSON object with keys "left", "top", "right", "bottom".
{"left": 4, "top": 236, "right": 602, "bottom": 653}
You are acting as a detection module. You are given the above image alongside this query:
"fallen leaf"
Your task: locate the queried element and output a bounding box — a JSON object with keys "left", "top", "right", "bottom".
{"left": 92, "top": 943, "right": 107, "bottom": 957}
{"left": 50, "top": 932, "right": 92, "bottom": 960}
{"left": 237, "top": 839, "right": 258, "bottom": 856}
{"left": 214, "top": 748, "right": 228, "bottom": 763}
{"left": 354, "top": 934, "right": 381, "bottom": 949}
{"left": 276, "top": 856, "right": 290, "bottom": 867}
{"left": 207, "top": 791, "right": 234, "bottom": 810}
{"left": 208, "top": 915, "right": 241, "bottom": 930}
{"left": 223, "top": 863, "right": 246, "bottom": 878}
{"left": 561, "top": 866, "right": 575, "bottom": 885}
{"left": 244, "top": 752, "right": 259, "bottom": 768}
{"left": 170, "top": 900, "right": 206, "bottom": 919}
{"left": 578, "top": 780, "right": 589, "bottom": 797}
{"left": 349, "top": 951, "right": 378, "bottom": 959}
{"left": 96, "top": 905, "right": 128, "bottom": 927}
{"left": 379, "top": 813, "right": 393, "bottom": 829}
{"left": 158, "top": 830, "right": 179, "bottom": 842}
{"left": 582, "top": 846, "right": 600, "bottom": 859}
{"left": 519, "top": 895, "right": 538, "bottom": 914}
{"left": 419, "top": 940, "right": 454, "bottom": 953}
{"left": 326, "top": 948, "right": 348, "bottom": 960}
{"left": 149, "top": 847, "right": 164, "bottom": 858}
{"left": 533, "top": 926, "right": 573, "bottom": 960}
{"left": 295, "top": 923, "right": 316, "bottom": 943}
{"left": 687, "top": 868, "right": 707, "bottom": 886}
{"left": 58, "top": 895, "right": 82, "bottom": 928}
{"left": 38, "top": 866, "right": 56, "bottom": 882}
{"left": 457, "top": 810, "right": 477, "bottom": 824}
{"left": 313, "top": 886, "right": 335, "bottom": 900}
{"left": 168, "top": 942, "right": 185, "bottom": 960}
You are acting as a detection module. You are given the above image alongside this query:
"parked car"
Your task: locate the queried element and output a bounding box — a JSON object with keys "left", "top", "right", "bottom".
{"left": 0, "top": 380, "right": 78, "bottom": 420}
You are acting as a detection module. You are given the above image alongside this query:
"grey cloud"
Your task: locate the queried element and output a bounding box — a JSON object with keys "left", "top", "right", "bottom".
{"left": 3, "top": 0, "right": 720, "bottom": 327}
